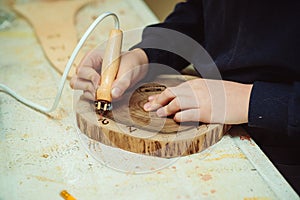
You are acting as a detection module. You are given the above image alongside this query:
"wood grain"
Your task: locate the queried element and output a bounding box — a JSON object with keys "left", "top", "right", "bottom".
{"left": 106, "top": 75, "right": 197, "bottom": 134}
{"left": 76, "top": 75, "right": 229, "bottom": 157}
{"left": 13, "top": 0, "right": 90, "bottom": 77}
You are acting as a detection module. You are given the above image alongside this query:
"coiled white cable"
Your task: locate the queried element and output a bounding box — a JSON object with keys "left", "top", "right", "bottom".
{"left": 0, "top": 12, "right": 120, "bottom": 114}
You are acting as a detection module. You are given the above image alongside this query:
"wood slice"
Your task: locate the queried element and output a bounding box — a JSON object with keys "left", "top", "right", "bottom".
{"left": 76, "top": 75, "right": 229, "bottom": 158}
{"left": 14, "top": 0, "right": 91, "bottom": 77}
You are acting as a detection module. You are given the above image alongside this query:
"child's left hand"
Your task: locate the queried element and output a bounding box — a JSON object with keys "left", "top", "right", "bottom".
{"left": 143, "top": 78, "right": 253, "bottom": 124}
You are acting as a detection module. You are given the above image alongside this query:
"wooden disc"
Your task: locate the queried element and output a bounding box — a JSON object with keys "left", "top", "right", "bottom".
{"left": 76, "top": 75, "right": 229, "bottom": 158}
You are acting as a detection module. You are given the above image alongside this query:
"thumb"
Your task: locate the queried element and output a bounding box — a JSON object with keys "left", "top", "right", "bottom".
{"left": 111, "top": 87, "right": 123, "bottom": 99}
{"left": 111, "top": 77, "right": 131, "bottom": 99}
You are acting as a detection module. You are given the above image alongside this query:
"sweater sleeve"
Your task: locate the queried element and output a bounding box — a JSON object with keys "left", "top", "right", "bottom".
{"left": 131, "top": 0, "right": 204, "bottom": 71}
{"left": 248, "top": 81, "right": 300, "bottom": 136}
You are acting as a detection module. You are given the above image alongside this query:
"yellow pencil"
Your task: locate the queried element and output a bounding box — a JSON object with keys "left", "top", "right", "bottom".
{"left": 60, "top": 190, "right": 76, "bottom": 200}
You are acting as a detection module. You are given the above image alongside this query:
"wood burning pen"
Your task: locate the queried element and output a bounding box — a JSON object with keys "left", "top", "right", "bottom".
{"left": 95, "top": 29, "right": 123, "bottom": 115}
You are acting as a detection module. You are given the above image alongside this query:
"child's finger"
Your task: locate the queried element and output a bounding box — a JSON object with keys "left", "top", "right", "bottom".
{"left": 70, "top": 77, "right": 96, "bottom": 94}
{"left": 144, "top": 87, "right": 176, "bottom": 111}
{"left": 77, "top": 49, "right": 103, "bottom": 72}
{"left": 82, "top": 90, "right": 95, "bottom": 101}
{"left": 173, "top": 109, "right": 202, "bottom": 122}
{"left": 111, "top": 77, "right": 131, "bottom": 99}
{"left": 156, "top": 98, "right": 180, "bottom": 117}
{"left": 76, "top": 66, "right": 100, "bottom": 88}
{"left": 111, "top": 69, "right": 133, "bottom": 99}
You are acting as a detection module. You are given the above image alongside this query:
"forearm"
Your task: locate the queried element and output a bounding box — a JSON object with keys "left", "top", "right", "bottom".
{"left": 223, "top": 81, "right": 253, "bottom": 124}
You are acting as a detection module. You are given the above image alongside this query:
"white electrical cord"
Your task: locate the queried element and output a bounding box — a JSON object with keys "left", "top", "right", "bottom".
{"left": 0, "top": 12, "right": 120, "bottom": 114}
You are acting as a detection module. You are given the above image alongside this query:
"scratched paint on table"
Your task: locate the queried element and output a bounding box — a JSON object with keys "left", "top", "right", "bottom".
{"left": 240, "top": 135, "right": 255, "bottom": 146}
{"left": 243, "top": 197, "right": 270, "bottom": 200}
{"left": 198, "top": 173, "right": 212, "bottom": 181}
{"left": 204, "top": 153, "right": 246, "bottom": 161}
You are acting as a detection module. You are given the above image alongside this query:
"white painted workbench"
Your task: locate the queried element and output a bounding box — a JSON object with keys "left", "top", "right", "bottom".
{"left": 0, "top": 0, "right": 298, "bottom": 199}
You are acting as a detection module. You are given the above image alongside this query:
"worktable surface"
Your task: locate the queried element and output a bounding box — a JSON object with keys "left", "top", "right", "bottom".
{"left": 0, "top": 0, "right": 298, "bottom": 199}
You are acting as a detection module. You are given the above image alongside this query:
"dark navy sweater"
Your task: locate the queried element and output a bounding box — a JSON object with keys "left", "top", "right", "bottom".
{"left": 133, "top": 0, "right": 300, "bottom": 193}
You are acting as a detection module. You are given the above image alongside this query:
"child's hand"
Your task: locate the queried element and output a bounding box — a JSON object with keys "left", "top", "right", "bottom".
{"left": 144, "top": 78, "right": 253, "bottom": 124}
{"left": 70, "top": 48, "right": 148, "bottom": 100}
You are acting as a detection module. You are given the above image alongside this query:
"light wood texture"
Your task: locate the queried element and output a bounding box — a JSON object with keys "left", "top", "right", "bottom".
{"left": 13, "top": 0, "right": 90, "bottom": 77}
{"left": 76, "top": 75, "right": 229, "bottom": 157}
{"left": 144, "top": 0, "right": 183, "bottom": 21}
{"left": 96, "top": 29, "right": 123, "bottom": 103}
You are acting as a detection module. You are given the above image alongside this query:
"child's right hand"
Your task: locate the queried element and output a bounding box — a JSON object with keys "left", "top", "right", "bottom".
{"left": 70, "top": 48, "right": 149, "bottom": 101}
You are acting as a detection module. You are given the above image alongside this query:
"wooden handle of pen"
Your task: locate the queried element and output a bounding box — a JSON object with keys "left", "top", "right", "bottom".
{"left": 96, "top": 29, "right": 123, "bottom": 102}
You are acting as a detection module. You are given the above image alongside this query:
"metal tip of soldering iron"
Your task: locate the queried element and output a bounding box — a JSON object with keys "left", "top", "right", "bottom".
{"left": 94, "top": 100, "right": 112, "bottom": 115}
